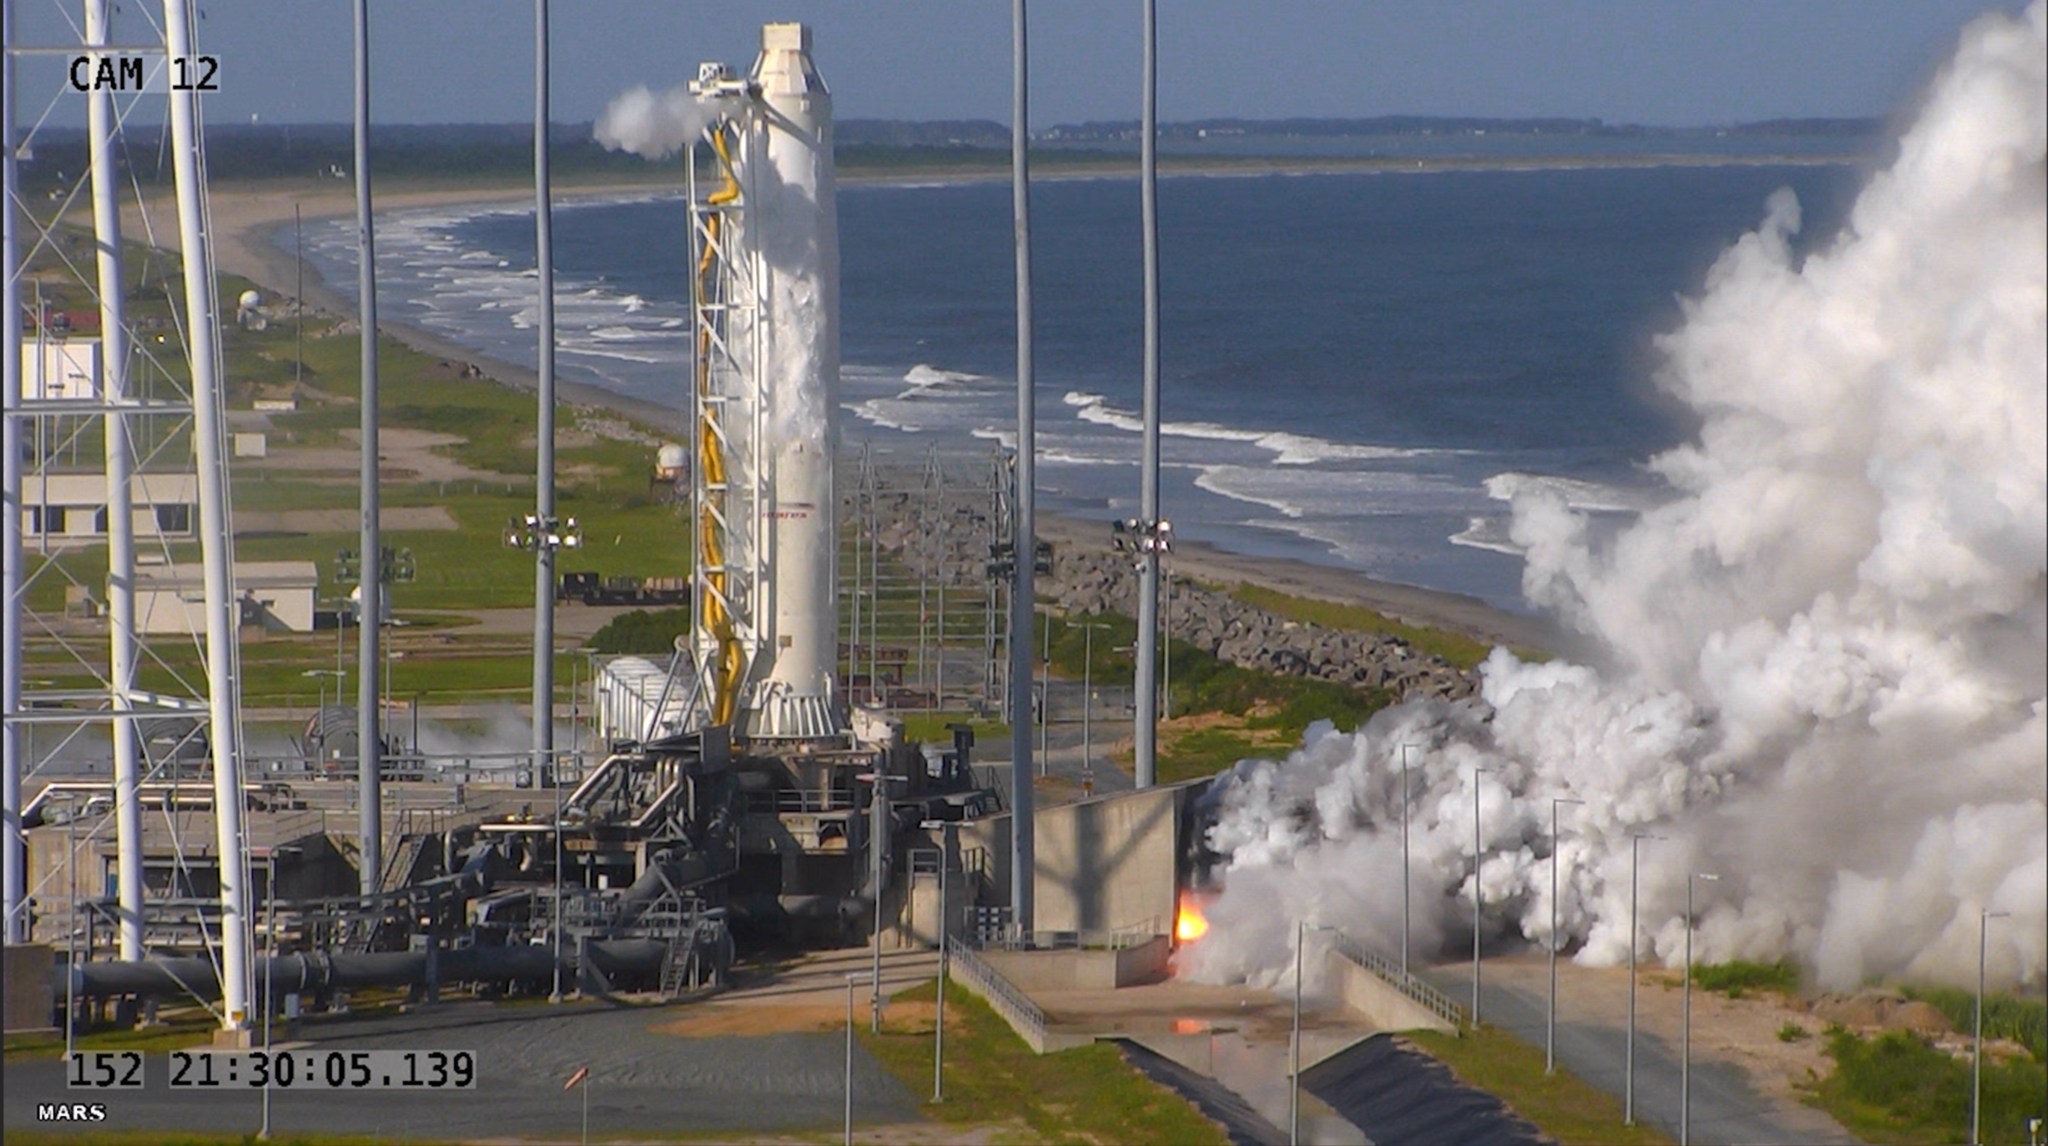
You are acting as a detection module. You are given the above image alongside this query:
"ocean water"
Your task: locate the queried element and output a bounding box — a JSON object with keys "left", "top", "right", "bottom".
{"left": 294, "top": 159, "right": 1860, "bottom": 611}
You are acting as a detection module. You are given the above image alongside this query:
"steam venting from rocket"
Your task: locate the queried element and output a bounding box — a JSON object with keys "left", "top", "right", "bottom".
{"left": 594, "top": 85, "right": 720, "bottom": 161}
{"left": 1183, "top": 1, "right": 2046, "bottom": 992}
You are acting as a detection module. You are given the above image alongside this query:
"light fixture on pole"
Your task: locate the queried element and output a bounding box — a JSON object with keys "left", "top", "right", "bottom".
{"left": 1291, "top": 919, "right": 1337, "bottom": 1146}
{"left": 1682, "top": 871, "right": 1720, "bottom": 1146}
{"left": 1974, "top": 909, "right": 2009, "bottom": 1146}
{"left": 845, "top": 970, "right": 876, "bottom": 1146}
{"left": 1470, "top": 765, "right": 1491, "bottom": 1026}
{"left": 1547, "top": 796, "right": 1584, "bottom": 1074}
{"left": 1626, "top": 833, "right": 1665, "bottom": 1127}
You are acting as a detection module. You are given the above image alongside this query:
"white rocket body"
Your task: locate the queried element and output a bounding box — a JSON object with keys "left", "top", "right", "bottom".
{"left": 736, "top": 24, "right": 842, "bottom": 739}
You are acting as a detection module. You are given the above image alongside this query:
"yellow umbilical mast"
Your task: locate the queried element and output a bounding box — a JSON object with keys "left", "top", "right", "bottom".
{"left": 695, "top": 128, "right": 745, "bottom": 728}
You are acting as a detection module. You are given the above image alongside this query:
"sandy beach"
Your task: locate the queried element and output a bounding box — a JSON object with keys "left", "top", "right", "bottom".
{"left": 172, "top": 168, "right": 1569, "bottom": 655}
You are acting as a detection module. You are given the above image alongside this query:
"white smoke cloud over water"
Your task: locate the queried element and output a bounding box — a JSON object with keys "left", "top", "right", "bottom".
{"left": 594, "top": 85, "right": 720, "bottom": 161}
{"left": 1185, "top": 2, "right": 2047, "bottom": 992}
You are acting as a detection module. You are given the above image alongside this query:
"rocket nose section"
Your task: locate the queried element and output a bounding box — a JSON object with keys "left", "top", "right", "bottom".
{"left": 761, "top": 22, "right": 811, "bottom": 55}
{"left": 754, "top": 21, "right": 829, "bottom": 99}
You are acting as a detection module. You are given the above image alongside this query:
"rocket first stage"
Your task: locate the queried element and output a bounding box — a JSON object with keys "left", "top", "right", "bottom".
{"left": 689, "top": 24, "right": 845, "bottom": 741}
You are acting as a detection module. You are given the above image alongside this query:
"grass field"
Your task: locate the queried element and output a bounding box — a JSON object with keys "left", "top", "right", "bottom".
{"left": 859, "top": 978, "right": 1231, "bottom": 1145}
{"left": 1407, "top": 1025, "right": 1673, "bottom": 1145}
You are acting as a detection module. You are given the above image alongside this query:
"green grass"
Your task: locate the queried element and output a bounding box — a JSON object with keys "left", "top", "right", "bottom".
{"left": 858, "top": 978, "right": 1230, "bottom": 1145}
{"left": 897, "top": 712, "right": 1011, "bottom": 746}
{"left": 1156, "top": 726, "right": 1279, "bottom": 785}
{"left": 1228, "top": 582, "right": 1517, "bottom": 669}
{"left": 1407, "top": 1026, "right": 1672, "bottom": 1145}
{"left": 1689, "top": 959, "right": 1801, "bottom": 999}
{"left": 1811, "top": 1027, "right": 2047, "bottom": 1145}
{"left": 4, "top": 1020, "right": 223, "bottom": 1062}
{"left": 1900, "top": 985, "right": 2047, "bottom": 1061}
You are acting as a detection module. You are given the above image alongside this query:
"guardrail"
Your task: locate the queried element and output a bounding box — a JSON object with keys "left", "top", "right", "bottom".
{"left": 1330, "top": 932, "right": 1467, "bottom": 1030}
{"left": 949, "top": 944, "right": 1051, "bottom": 1052}
{"left": 978, "top": 918, "right": 1159, "bottom": 953}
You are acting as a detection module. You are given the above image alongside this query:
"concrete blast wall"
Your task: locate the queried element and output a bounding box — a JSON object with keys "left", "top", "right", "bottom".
{"left": 957, "top": 777, "right": 1209, "bottom": 935}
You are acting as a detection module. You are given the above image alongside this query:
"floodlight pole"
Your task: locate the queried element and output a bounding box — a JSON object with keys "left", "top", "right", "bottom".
{"left": 1007, "top": 0, "right": 1037, "bottom": 934}
{"left": 1546, "top": 796, "right": 1583, "bottom": 1073}
{"left": 845, "top": 970, "right": 875, "bottom": 1146}
{"left": 531, "top": 0, "right": 560, "bottom": 778}
{"left": 1682, "top": 871, "right": 1719, "bottom": 1146}
{"left": 1471, "top": 766, "right": 1491, "bottom": 1024}
{"left": 351, "top": 0, "right": 383, "bottom": 899}
{"left": 1626, "top": 833, "right": 1664, "bottom": 1126}
{"left": 1132, "top": 0, "right": 1162, "bottom": 791}
{"left": 1399, "top": 744, "right": 1414, "bottom": 982}
{"left": 1974, "top": 909, "right": 2009, "bottom": 1146}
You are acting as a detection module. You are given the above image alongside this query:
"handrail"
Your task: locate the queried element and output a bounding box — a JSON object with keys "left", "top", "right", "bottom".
{"left": 1329, "top": 932, "right": 1467, "bottom": 1029}
{"left": 949, "top": 944, "right": 1049, "bottom": 1049}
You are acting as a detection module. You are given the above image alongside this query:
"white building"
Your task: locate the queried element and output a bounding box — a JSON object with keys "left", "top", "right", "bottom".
{"left": 19, "top": 472, "right": 199, "bottom": 541}
{"left": 135, "top": 561, "right": 319, "bottom": 634}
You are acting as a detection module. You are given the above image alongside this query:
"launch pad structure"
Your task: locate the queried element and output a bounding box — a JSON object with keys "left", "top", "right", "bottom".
{"left": 2, "top": 17, "right": 1197, "bottom": 1049}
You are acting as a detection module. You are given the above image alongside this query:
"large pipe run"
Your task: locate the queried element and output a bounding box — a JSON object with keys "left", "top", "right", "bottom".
{"left": 62, "top": 941, "right": 673, "bottom": 1002}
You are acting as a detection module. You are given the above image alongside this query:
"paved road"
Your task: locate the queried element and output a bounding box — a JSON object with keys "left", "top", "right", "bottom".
{"left": 1420, "top": 961, "right": 1857, "bottom": 1146}
{"left": 7, "top": 958, "right": 926, "bottom": 1142}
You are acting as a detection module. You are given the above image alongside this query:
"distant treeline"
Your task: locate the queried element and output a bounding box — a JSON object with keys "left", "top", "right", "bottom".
{"left": 15, "top": 114, "right": 1882, "bottom": 195}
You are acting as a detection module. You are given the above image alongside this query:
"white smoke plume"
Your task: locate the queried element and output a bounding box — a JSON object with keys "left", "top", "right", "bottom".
{"left": 594, "top": 85, "right": 720, "bottom": 161}
{"left": 1185, "top": 1, "right": 2046, "bottom": 993}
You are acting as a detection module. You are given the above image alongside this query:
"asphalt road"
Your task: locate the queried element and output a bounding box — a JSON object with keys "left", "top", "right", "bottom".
{"left": 4, "top": 998, "right": 917, "bottom": 1142}
{"left": 1422, "top": 965, "right": 1858, "bottom": 1146}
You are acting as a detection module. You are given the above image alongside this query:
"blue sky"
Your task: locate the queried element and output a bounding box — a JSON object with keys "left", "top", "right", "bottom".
{"left": 9, "top": 1, "right": 2009, "bottom": 129}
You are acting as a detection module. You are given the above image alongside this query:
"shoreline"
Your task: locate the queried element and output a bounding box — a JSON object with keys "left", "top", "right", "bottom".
{"left": 188, "top": 162, "right": 1615, "bottom": 655}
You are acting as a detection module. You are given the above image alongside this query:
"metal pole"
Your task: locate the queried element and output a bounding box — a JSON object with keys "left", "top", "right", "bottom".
{"left": 871, "top": 775, "right": 885, "bottom": 1033}
{"left": 1471, "top": 767, "right": 1489, "bottom": 1025}
{"left": 0, "top": 0, "right": 23, "bottom": 946}
{"left": 65, "top": 809, "right": 77, "bottom": 1059}
{"left": 1627, "top": 833, "right": 1662, "bottom": 1126}
{"left": 845, "top": 972, "right": 872, "bottom": 1145}
{"left": 1290, "top": 918, "right": 1303, "bottom": 1146}
{"left": 1545, "top": 796, "right": 1581, "bottom": 1073}
{"left": 350, "top": 0, "right": 383, "bottom": 900}
{"left": 1975, "top": 909, "right": 2008, "bottom": 1145}
{"left": 1683, "top": 872, "right": 1718, "bottom": 1146}
{"left": 551, "top": 759, "right": 563, "bottom": 1002}
{"left": 1081, "top": 624, "right": 1099, "bottom": 778}
{"left": 934, "top": 855, "right": 946, "bottom": 1102}
{"left": 166, "top": 0, "right": 254, "bottom": 1030}
{"left": 1132, "top": 0, "right": 1161, "bottom": 790}
{"left": 531, "top": 0, "right": 558, "bottom": 782}
{"left": 1007, "top": 0, "right": 1037, "bottom": 933}
{"left": 1399, "top": 744, "right": 1413, "bottom": 982}
{"left": 581, "top": 1072, "right": 589, "bottom": 1146}
{"left": 261, "top": 852, "right": 274, "bottom": 1139}
{"left": 85, "top": 0, "right": 143, "bottom": 963}
{"left": 294, "top": 205, "right": 303, "bottom": 387}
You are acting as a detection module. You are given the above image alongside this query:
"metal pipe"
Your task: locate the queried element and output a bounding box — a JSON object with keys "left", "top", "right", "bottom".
{"left": 532, "top": 0, "right": 558, "bottom": 776}
{"left": 165, "top": 0, "right": 253, "bottom": 1030}
{"left": 84, "top": 0, "right": 143, "bottom": 963}
{"left": 2, "top": 0, "right": 28, "bottom": 946}
{"left": 1133, "top": 0, "right": 1161, "bottom": 790}
{"left": 351, "top": 0, "right": 383, "bottom": 898}
{"left": 1007, "top": 0, "right": 1036, "bottom": 932}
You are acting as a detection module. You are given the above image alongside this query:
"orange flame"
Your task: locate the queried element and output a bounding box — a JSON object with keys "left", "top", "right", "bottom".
{"left": 1175, "top": 893, "right": 1210, "bottom": 943}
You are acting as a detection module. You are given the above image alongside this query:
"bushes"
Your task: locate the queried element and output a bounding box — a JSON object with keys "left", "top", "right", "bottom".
{"left": 1688, "top": 959, "right": 1800, "bottom": 998}
{"left": 587, "top": 608, "right": 690, "bottom": 655}
{"left": 1817, "top": 1027, "right": 2047, "bottom": 1145}
{"left": 1902, "top": 985, "right": 2047, "bottom": 1062}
